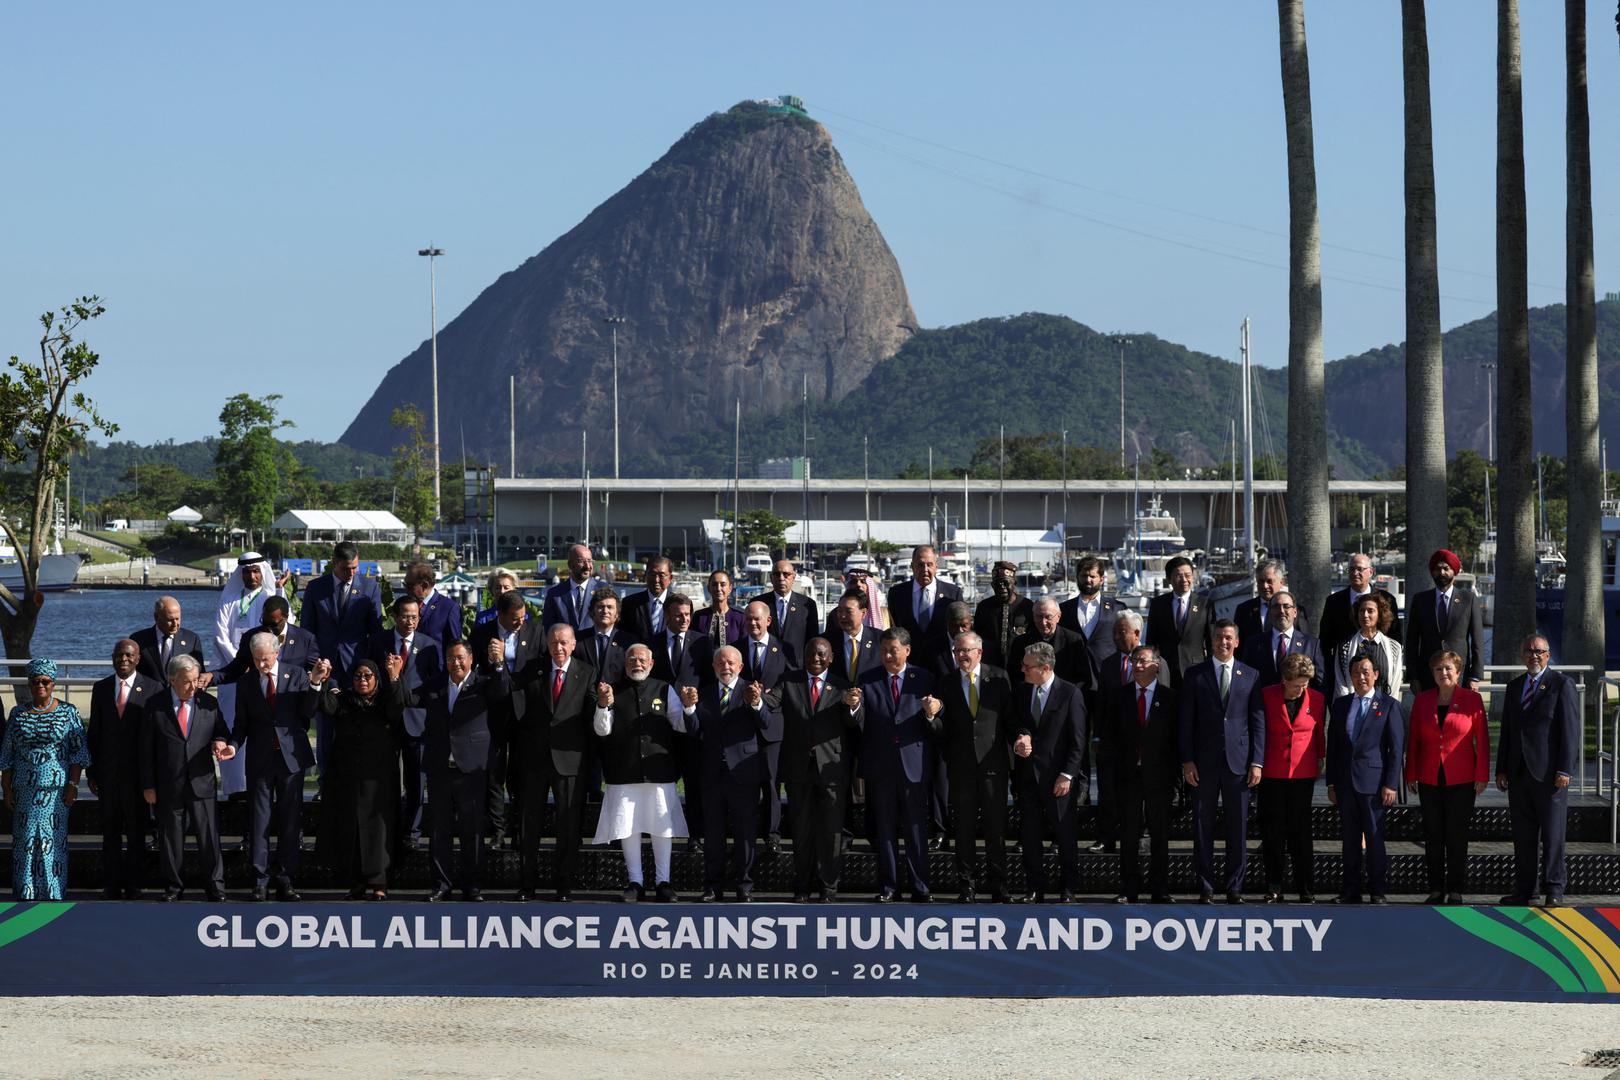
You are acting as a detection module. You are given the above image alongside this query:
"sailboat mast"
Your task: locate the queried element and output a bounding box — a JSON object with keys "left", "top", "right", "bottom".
{"left": 1241, "top": 317, "right": 1256, "bottom": 571}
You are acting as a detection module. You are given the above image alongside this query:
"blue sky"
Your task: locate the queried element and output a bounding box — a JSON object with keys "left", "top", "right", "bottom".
{"left": 4, "top": 1, "right": 1614, "bottom": 445}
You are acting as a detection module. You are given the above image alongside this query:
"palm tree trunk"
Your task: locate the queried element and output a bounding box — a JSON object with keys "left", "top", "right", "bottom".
{"left": 1403, "top": 0, "right": 1449, "bottom": 584}
{"left": 1495, "top": 0, "right": 1536, "bottom": 665}
{"left": 1278, "top": 0, "right": 1331, "bottom": 626}
{"left": 1565, "top": 0, "right": 1602, "bottom": 681}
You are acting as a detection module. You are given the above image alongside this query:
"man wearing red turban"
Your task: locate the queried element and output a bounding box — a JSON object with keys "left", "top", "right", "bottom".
{"left": 1404, "top": 549, "right": 1485, "bottom": 691}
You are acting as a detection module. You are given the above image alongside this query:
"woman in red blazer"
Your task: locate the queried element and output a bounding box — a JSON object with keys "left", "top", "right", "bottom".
{"left": 1405, "top": 650, "right": 1490, "bottom": 904}
{"left": 1256, "top": 653, "right": 1327, "bottom": 902}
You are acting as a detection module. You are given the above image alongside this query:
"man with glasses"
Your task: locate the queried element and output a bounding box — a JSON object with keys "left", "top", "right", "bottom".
{"left": 620, "top": 557, "right": 675, "bottom": 647}
{"left": 1497, "top": 635, "right": 1580, "bottom": 907}
{"left": 763, "top": 559, "right": 818, "bottom": 668}
{"left": 1239, "top": 591, "right": 1326, "bottom": 692}
{"left": 1318, "top": 553, "right": 1400, "bottom": 661}
{"left": 926, "top": 631, "right": 1014, "bottom": 903}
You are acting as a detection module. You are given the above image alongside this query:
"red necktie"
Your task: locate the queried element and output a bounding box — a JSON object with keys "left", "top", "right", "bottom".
{"left": 116, "top": 680, "right": 129, "bottom": 719}
{"left": 1137, "top": 686, "right": 1149, "bottom": 764}
{"left": 177, "top": 699, "right": 190, "bottom": 738}
{"left": 810, "top": 676, "right": 821, "bottom": 709}
{"left": 891, "top": 673, "right": 901, "bottom": 704}
{"left": 552, "top": 668, "right": 564, "bottom": 707}
{"left": 266, "top": 674, "right": 276, "bottom": 709}
{"left": 1276, "top": 633, "right": 1288, "bottom": 672}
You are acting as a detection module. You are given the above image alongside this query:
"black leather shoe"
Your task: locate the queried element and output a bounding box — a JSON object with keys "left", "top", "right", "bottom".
{"left": 346, "top": 887, "right": 367, "bottom": 901}
{"left": 1499, "top": 894, "right": 1532, "bottom": 906}
{"left": 655, "top": 883, "right": 679, "bottom": 903}
{"left": 990, "top": 891, "right": 1011, "bottom": 904}
{"left": 553, "top": 890, "right": 573, "bottom": 903}
{"left": 1058, "top": 890, "right": 1077, "bottom": 904}
{"left": 100, "top": 887, "right": 120, "bottom": 901}
{"left": 463, "top": 890, "right": 484, "bottom": 903}
{"left": 622, "top": 883, "right": 645, "bottom": 903}
{"left": 699, "top": 888, "right": 719, "bottom": 903}
{"left": 515, "top": 890, "right": 535, "bottom": 902}
{"left": 1332, "top": 895, "right": 1361, "bottom": 905}
{"left": 1446, "top": 892, "right": 1465, "bottom": 905}
{"left": 1152, "top": 893, "right": 1174, "bottom": 904}
{"left": 1423, "top": 892, "right": 1445, "bottom": 905}
{"left": 1113, "top": 893, "right": 1135, "bottom": 904}
{"left": 1262, "top": 891, "right": 1283, "bottom": 904}
{"left": 204, "top": 888, "right": 227, "bottom": 902}
{"left": 767, "top": 835, "right": 783, "bottom": 856}
{"left": 688, "top": 837, "right": 705, "bottom": 854}
{"left": 736, "top": 890, "right": 753, "bottom": 903}
{"left": 427, "top": 887, "right": 453, "bottom": 903}
{"left": 1088, "top": 841, "right": 1114, "bottom": 854}
{"left": 1368, "top": 894, "right": 1388, "bottom": 905}
{"left": 792, "top": 891, "right": 812, "bottom": 903}
{"left": 1225, "top": 892, "right": 1245, "bottom": 905}
{"left": 910, "top": 891, "right": 931, "bottom": 904}
{"left": 875, "top": 889, "right": 897, "bottom": 904}
{"left": 819, "top": 889, "right": 837, "bottom": 903}
{"left": 160, "top": 889, "right": 182, "bottom": 902}
{"left": 1009, "top": 893, "right": 1033, "bottom": 904}
{"left": 957, "top": 889, "right": 978, "bottom": 904}
{"left": 277, "top": 884, "right": 301, "bottom": 903}
{"left": 1198, "top": 892, "right": 1215, "bottom": 905}
{"left": 1543, "top": 895, "right": 1564, "bottom": 908}
{"left": 927, "top": 836, "right": 944, "bottom": 852}
{"left": 1298, "top": 893, "right": 1316, "bottom": 905}
{"left": 249, "top": 885, "right": 268, "bottom": 902}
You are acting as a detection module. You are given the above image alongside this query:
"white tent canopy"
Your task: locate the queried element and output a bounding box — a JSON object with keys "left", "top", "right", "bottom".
{"left": 166, "top": 505, "right": 203, "bottom": 524}
{"left": 271, "top": 509, "right": 410, "bottom": 542}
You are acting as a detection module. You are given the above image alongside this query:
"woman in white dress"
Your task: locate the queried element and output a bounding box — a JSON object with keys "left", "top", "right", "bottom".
{"left": 592, "top": 644, "right": 688, "bottom": 901}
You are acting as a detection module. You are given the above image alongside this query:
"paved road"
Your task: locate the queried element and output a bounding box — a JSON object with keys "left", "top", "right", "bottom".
{"left": 3, "top": 994, "right": 1616, "bottom": 1078}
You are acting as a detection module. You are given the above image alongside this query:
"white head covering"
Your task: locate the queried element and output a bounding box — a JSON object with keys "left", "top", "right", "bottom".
{"left": 213, "top": 553, "right": 282, "bottom": 662}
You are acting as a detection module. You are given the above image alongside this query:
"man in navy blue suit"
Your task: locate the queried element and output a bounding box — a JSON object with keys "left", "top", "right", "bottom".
{"left": 763, "top": 558, "right": 818, "bottom": 667}
{"left": 1497, "top": 634, "right": 1582, "bottom": 907}
{"left": 886, "top": 545, "right": 964, "bottom": 671}
{"left": 739, "top": 599, "right": 789, "bottom": 851}
{"left": 619, "top": 557, "right": 674, "bottom": 646}
{"left": 853, "top": 627, "right": 938, "bottom": 902}
{"left": 234, "top": 635, "right": 321, "bottom": 901}
{"left": 405, "top": 561, "right": 464, "bottom": 652}
{"left": 1179, "top": 619, "right": 1264, "bottom": 903}
{"left": 542, "top": 543, "right": 613, "bottom": 634}
{"left": 298, "top": 542, "right": 383, "bottom": 792}
{"left": 1008, "top": 641, "right": 1088, "bottom": 902}
{"left": 1325, "top": 654, "right": 1404, "bottom": 904}
{"left": 366, "top": 594, "right": 444, "bottom": 849}
{"left": 1238, "top": 591, "right": 1326, "bottom": 692}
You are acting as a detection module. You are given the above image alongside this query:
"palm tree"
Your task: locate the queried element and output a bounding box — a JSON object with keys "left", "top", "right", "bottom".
{"left": 1403, "top": 1, "right": 1448, "bottom": 582}
{"left": 1564, "top": 0, "right": 1602, "bottom": 679}
{"left": 1278, "top": 0, "right": 1331, "bottom": 624}
{"left": 1495, "top": 0, "right": 1535, "bottom": 665}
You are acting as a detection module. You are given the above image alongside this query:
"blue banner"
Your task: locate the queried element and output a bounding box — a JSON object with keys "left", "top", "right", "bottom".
{"left": 1, "top": 902, "right": 1618, "bottom": 999}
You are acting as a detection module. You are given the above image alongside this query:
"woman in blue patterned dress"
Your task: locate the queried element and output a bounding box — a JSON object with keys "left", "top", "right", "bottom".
{"left": 1, "top": 658, "right": 90, "bottom": 900}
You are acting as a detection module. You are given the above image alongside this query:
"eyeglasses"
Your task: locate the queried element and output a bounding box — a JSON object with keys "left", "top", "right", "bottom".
{"left": 28, "top": 677, "right": 52, "bottom": 687}
{"left": 1525, "top": 648, "right": 1549, "bottom": 656}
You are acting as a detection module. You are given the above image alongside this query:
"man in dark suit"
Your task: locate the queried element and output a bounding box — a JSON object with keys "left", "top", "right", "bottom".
{"left": 1012, "top": 598, "right": 1091, "bottom": 687}
{"left": 1238, "top": 591, "right": 1327, "bottom": 691}
{"left": 1233, "top": 558, "right": 1311, "bottom": 643}
{"left": 886, "top": 544, "right": 964, "bottom": 671}
{"left": 541, "top": 543, "right": 613, "bottom": 634}
{"left": 776, "top": 637, "right": 855, "bottom": 901}
{"left": 403, "top": 561, "right": 464, "bottom": 652}
{"left": 1111, "top": 646, "right": 1179, "bottom": 903}
{"left": 87, "top": 638, "right": 159, "bottom": 899}
{"left": 1059, "top": 555, "right": 1128, "bottom": 677}
{"left": 470, "top": 589, "right": 543, "bottom": 846}
{"left": 763, "top": 558, "right": 818, "bottom": 668}
{"left": 365, "top": 594, "right": 444, "bottom": 849}
{"left": 651, "top": 594, "right": 712, "bottom": 850}
{"left": 1325, "top": 654, "right": 1404, "bottom": 904}
{"left": 581, "top": 588, "right": 630, "bottom": 686}
{"left": 234, "top": 634, "right": 320, "bottom": 901}
{"left": 1317, "top": 552, "right": 1400, "bottom": 661}
{"left": 853, "top": 627, "right": 938, "bottom": 902}
{"left": 1497, "top": 634, "right": 1582, "bottom": 907}
{"left": 130, "top": 595, "right": 206, "bottom": 684}
{"left": 1179, "top": 620, "right": 1264, "bottom": 903}
{"left": 1009, "top": 641, "right": 1088, "bottom": 903}
{"left": 618, "top": 556, "right": 674, "bottom": 646}
{"left": 931, "top": 603, "right": 975, "bottom": 682}
{"left": 692, "top": 569, "right": 745, "bottom": 648}
{"left": 973, "top": 560, "right": 1034, "bottom": 673}
{"left": 212, "top": 596, "right": 320, "bottom": 683}
{"left": 298, "top": 541, "right": 384, "bottom": 795}
{"left": 1405, "top": 549, "right": 1486, "bottom": 691}
{"left": 513, "top": 622, "right": 597, "bottom": 900}
{"left": 684, "top": 644, "right": 781, "bottom": 901}
{"left": 828, "top": 590, "right": 882, "bottom": 684}
{"left": 1089, "top": 610, "right": 1144, "bottom": 855}
{"left": 1146, "top": 556, "right": 1211, "bottom": 689}
{"left": 414, "top": 642, "right": 509, "bottom": 901}
{"left": 927, "top": 630, "right": 1014, "bottom": 903}
{"left": 138, "top": 654, "right": 236, "bottom": 901}
{"left": 739, "top": 599, "right": 789, "bottom": 851}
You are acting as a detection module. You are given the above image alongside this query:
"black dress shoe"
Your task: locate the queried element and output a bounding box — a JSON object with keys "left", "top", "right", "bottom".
{"left": 1152, "top": 893, "right": 1174, "bottom": 904}
{"left": 990, "top": 891, "right": 1011, "bottom": 904}
{"left": 910, "top": 891, "right": 931, "bottom": 904}
{"left": 1332, "top": 895, "right": 1361, "bottom": 905}
{"left": 463, "top": 890, "right": 484, "bottom": 903}
{"left": 1445, "top": 893, "right": 1465, "bottom": 905}
{"left": 1423, "top": 892, "right": 1445, "bottom": 905}
{"left": 1225, "top": 892, "right": 1245, "bottom": 905}
{"left": 553, "top": 890, "right": 573, "bottom": 903}
{"left": 927, "top": 836, "right": 944, "bottom": 852}
{"left": 1262, "top": 891, "right": 1283, "bottom": 904}
{"left": 1009, "top": 893, "right": 1033, "bottom": 904}
{"left": 204, "top": 888, "right": 227, "bottom": 902}
{"left": 875, "top": 889, "right": 898, "bottom": 904}
{"left": 1058, "top": 891, "right": 1077, "bottom": 904}
{"left": 767, "top": 835, "right": 783, "bottom": 856}
{"left": 1088, "top": 841, "right": 1114, "bottom": 854}
{"left": 1543, "top": 895, "right": 1564, "bottom": 908}
{"left": 622, "top": 882, "right": 646, "bottom": 903}
{"left": 515, "top": 890, "right": 535, "bottom": 902}
{"left": 688, "top": 837, "right": 705, "bottom": 853}
{"left": 957, "top": 889, "right": 978, "bottom": 904}
{"left": 1113, "top": 893, "right": 1135, "bottom": 904}
{"left": 1499, "top": 894, "right": 1533, "bottom": 906}
{"left": 347, "top": 887, "right": 367, "bottom": 901}
{"left": 160, "top": 889, "right": 182, "bottom": 902}
{"left": 736, "top": 890, "right": 753, "bottom": 903}
{"left": 1198, "top": 892, "right": 1215, "bottom": 905}
{"left": 427, "top": 887, "right": 453, "bottom": 903}
{"left": 792, "top": 891, "right": 812, "bottom": 903}
{"left": 249, "top": 885, "right": 268, "bottom": 902}
{"left": 277, "top": 884, "right": 302, "bottom": 903}
{"left": 1298, "top": 894, "right": 1315, "bottom": 905}
{"left": 1368, "top": 894, "right": 1388, "bottom": 905}
{"left": 700, "top": 888, "right": 720, "bottom": 903}
{"left": 819, "top": 889, "right": 837, "bottom": 903}
{"left": 100, "top": 887, "right": 120, "bottom": 901}
{"left": 655, "top": 883, "right": 679, "bottom": 903}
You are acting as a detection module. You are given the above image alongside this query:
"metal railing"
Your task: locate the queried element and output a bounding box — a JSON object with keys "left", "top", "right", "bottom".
{"left": 1599, "top": 677, "right": 1620, "bottom": 845}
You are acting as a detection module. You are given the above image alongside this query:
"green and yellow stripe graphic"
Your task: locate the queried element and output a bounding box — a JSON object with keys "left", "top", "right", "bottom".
{"left": 1437, "top": 905, "right": 1620, "bottom": 994}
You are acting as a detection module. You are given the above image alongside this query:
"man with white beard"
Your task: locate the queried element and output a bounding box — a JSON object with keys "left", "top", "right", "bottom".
{"left": 592, "top": 644, "right": 688, "bottom": 901}
{"left": 211, "top": 552, "right": 284, "bottom": 797}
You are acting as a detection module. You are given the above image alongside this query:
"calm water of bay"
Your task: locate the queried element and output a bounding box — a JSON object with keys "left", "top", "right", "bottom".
{"left": 20, "top": 588, "right": 204, "bottom": 673}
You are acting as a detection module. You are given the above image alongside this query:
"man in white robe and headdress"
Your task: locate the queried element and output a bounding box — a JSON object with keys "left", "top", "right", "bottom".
{"left": 591, "top": 644, "right": 688, "bottom": 901}
{"left": 212, "top": 552, "right": 284, "bottom": 796}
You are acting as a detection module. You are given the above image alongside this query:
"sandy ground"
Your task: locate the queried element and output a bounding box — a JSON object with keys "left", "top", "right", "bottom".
{"left": 0, "top": 995, "right": 1615, "bottom": 1079}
